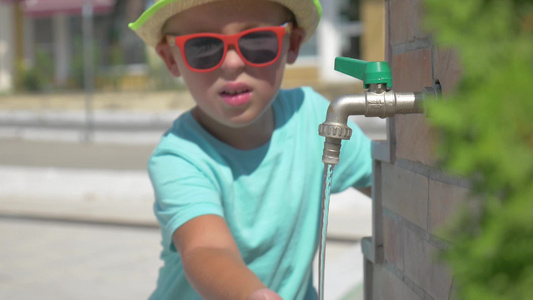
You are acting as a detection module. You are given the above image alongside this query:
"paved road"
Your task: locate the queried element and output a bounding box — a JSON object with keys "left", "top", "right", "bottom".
{"left": 0, "top": 139, "right": 154, "bottom": 170}
{"left": 0, "top": 216, "right": 364, "bottom": 300}
{"left": 0, "top": 218, "right": 161, "bottom": 300}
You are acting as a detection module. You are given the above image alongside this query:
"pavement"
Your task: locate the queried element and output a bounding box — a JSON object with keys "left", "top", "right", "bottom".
{"left": 0, "top": 94, "right": 384, "bottom": 299}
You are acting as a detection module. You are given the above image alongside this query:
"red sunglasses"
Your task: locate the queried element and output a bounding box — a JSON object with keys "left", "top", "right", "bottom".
{"left": 167, "top": 23, "right": 291, "bottom": 72}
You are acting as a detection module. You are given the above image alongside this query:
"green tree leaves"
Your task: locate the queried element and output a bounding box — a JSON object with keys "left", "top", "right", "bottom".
{"left": 424, "top": 0, "right": 533, "bottom": 298}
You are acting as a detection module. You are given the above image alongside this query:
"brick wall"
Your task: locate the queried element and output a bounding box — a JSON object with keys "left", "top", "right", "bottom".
{"left": 362, "top": 0, "right": 465, "bottom": 299}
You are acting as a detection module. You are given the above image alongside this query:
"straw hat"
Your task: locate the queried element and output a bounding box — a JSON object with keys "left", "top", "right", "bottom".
{"left": 129, "top": 0, "right": 322, "bottom": 47}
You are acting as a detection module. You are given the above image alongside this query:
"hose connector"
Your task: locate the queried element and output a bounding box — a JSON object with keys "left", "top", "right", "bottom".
{"left": 318, "top": 123, "right": 352, "bottom": 140}
{"left": 318, "top": 124, "right": 352, "bottom": 165}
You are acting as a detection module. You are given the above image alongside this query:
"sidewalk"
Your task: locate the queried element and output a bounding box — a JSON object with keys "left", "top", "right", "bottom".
{"left": 0, "top": 109, "right": 180, "bottom": 144}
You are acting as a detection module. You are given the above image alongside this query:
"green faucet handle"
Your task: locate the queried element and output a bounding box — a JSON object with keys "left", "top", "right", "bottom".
{"left": 334, "top": 57, "right": 393, "bottom": 89}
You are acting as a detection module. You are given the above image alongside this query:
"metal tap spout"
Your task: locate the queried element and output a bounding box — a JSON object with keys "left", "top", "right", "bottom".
{"left": 319, "top": 85, "right": 438, "bottom": 165}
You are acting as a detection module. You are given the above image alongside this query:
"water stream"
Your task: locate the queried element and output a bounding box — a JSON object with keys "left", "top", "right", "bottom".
{"left": 318, "top": 163, "right": 335, "bottom": 300}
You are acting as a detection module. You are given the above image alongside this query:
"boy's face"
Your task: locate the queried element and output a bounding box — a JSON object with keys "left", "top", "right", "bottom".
{"left": 156, "top": 0, "right": 304, "bottom": 130}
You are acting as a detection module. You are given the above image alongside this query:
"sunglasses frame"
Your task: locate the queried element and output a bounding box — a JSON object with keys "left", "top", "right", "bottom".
{"left": 167, "top": 23, "right": 292, "bottom": 72}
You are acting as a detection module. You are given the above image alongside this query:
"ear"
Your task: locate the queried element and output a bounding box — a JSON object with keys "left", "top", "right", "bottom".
{"left": 286, "top": 27, "right": 305, "bottom": 65}
{"left": 155, "top": 41, "right": 181, "bottom": 77}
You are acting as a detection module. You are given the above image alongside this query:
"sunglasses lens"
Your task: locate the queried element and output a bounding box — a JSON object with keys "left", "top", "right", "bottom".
{"left": 239, "top": 31, "right": 279, "bottom": 64}
{"left": 184, "top": 37, "right": 224, "bottom": 70}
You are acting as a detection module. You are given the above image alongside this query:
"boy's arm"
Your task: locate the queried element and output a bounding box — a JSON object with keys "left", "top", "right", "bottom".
{"left": 173, "top": 215, "right": 282, "bottom": 300}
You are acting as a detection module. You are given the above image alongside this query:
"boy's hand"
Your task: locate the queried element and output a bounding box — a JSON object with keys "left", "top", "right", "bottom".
{"left": 247, "top": 288, "right": 283, "bottom": 300}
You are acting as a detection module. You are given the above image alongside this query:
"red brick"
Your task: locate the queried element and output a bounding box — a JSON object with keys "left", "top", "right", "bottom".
{"left": 381, "top": 163, "right": 428, "bottom": 229}
{"left": 372, "top": 264, "right": 421, "bottom": 300}
{"left": 391, "top": 48, "right": 433, "bottom": 93}
{"left": 404, "top": 228, "right": 453, "bottom": 300}
{"left": 389, "top": 0, "right": 427, "bottom": 45}
{"left": 429, "top": 180, "right": 470, "bottom": 239}
{"left": 395, "top": 114, "right": 437, "bottom": 166}
{"left": 433, "top": 47, "right": 462, "bottom": 94}
{"left": 383, "top": 213, "right": 404, "bottom": 271}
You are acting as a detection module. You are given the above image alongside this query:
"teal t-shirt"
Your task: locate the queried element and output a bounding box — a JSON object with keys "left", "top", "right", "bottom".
{"left": 148, "top": 87, "right": 372, "bottom": 300}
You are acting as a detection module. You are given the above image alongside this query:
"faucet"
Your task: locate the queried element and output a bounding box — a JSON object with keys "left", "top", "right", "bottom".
{"left": 318, "top": 57, "right": 439, "bottom": 165}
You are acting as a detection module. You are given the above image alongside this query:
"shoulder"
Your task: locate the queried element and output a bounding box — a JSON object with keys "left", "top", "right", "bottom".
{"left": 150, "top": 113, "right": 201, "bottom": 161}
{"left": 148, "top": 112, "right": 221, "bottom": 183}
{"left": 278, "top": 86, "right": 329, "bottom": 102}
{"left": 276, "top": 86, "right": 330, "bottom": 116}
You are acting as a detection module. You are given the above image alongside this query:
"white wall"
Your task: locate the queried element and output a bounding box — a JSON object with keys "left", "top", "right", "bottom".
{"left": 317, "top": 0, "right": 363, "bottom": 83}
{"left": 318, "top": 0, "right": 343, "bottom": 82}
{"left": 0, "top": 4, "right": 14, "bottom": 92}
{"left": 53, "top": 14, "right": 70, "bottom": 87}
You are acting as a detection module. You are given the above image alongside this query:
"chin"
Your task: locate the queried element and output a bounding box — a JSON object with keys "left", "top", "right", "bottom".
{"left": 222, "top": 118, "right": 257, "bottom": 129}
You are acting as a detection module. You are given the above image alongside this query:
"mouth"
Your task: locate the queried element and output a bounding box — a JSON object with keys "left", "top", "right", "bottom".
{"left": 221, "top": 88, "right": 250, "bottom": 96}
{"left": 220, "top": 87, "right": 252, "bottom": 106}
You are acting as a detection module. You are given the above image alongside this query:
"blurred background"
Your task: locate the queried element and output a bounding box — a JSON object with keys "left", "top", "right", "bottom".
{"left": 0, "top": 0, "right": 387, "bottom": 299}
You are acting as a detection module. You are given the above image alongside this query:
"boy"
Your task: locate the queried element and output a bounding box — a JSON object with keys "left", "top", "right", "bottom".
{"left": 129, "top": 0, "right": 372, "bottom": 299}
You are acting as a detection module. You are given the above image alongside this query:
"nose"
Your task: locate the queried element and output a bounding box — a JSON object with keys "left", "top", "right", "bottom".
{"left": 221, "top": 45, "right": 246, "bottom": 71}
